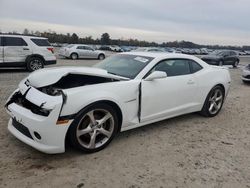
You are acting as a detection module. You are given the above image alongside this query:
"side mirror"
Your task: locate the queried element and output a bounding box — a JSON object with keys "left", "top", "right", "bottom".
{"left": 144, "top": 71, "right": 167, "bottom": 81}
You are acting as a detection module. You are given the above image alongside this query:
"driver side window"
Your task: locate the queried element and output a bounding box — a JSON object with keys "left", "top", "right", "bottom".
{"left": 152, "top": 59, "right": 191, "bottom": 77}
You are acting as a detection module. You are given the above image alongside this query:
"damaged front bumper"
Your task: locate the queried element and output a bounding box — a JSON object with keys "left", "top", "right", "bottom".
{"left": 5, "top": 79, "right": 72, "bottom": 154}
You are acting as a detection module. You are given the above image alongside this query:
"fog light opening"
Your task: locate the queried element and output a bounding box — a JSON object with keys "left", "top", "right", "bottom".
{"left": 34, "top": 132, "right": 41, "bottom": 140}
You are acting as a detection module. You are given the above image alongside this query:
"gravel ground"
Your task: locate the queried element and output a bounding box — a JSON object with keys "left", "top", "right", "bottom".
{"left": 0, "top": 55, "right": 250, "bottom": 188}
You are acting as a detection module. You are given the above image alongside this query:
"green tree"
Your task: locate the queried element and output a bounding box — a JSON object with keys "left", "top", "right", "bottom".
{"left": 70, "top": 33, "right": 79, "bottom": 44}
{"left": 23, "top": 28, "right": 29, "bottom": 35}
{"left": 101, "top": 33, "right": 110, "bottom": 45}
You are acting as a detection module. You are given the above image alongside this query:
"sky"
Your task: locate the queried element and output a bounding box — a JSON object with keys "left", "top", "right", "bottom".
{"left": 0, "top": 0, "right": 249, "bottom": 46}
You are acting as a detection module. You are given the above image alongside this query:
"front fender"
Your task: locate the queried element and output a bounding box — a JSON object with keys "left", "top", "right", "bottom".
{"left": 61, "top": 81, "right": 140, "bottom": 127}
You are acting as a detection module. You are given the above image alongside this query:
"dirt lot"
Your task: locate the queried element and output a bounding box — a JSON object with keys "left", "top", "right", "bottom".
{"left": 0, "top": 55, "right": 250, "bottom": 188}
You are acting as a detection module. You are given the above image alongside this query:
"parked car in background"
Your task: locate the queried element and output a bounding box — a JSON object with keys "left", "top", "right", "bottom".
{"left": 134, "top": 47, "right": 165, "bottom": 52}
{"left": 51, "top": 43, "right": 63, "bottom": 47}
{"left": 99, "top": 45, "right": 112, "bottom": 51}
{"left": 237, "top": 50, "right": 248, "bottom": 56}
{"left": 201, "top": 50, "right": 240, "bottom": 67}
{"left": 110, "top": 45, "right": 122, "bottom": 52}
{"left": 245, "top": 51, "right": 250, "bottom": 55}
{"left": 164, "top": 47, "right": 176, "bottom": 53}
{"left": 120, "top": 46, "right": 132, "bottom": 52}
{"left": 0, "top": 34, "right": 56, "bottom": 71}
{"left": 59, "top": 44, "right": 105, "bottom": 60}
{"left": 200, "top": 48, "right": 209, "bottom": 55}
{"left": 242, "top": 64, "right": 250, "bottom": 83}
{"left": 5, "top": 52, "right": 231, "bottom": 154}
{"left": 174, "top": 48, "right": 183, "bottom": 54}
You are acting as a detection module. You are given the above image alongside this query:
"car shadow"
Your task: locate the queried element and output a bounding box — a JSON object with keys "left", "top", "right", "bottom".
{"left": 116, "top": 113, "right": 199, "bottom": 140}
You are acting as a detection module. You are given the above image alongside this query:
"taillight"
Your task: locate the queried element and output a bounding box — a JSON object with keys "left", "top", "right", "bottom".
{"left": 47, "top": 47, "right": 54, "bottom": 54}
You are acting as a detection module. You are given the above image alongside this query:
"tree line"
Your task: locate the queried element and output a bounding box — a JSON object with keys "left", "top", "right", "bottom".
{"left": 1, "top": 29, "right": 249, "bottom": 50}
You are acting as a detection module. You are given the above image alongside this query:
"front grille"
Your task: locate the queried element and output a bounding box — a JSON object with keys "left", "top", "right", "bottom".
{"left": 12, "top": 118, "right": 33, "bottom": 140}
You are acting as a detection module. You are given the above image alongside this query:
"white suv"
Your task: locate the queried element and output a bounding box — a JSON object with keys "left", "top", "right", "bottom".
{"left": 0, "top": 35, "right": 56, "bottom": 71}
{"left": 59, "top": 44, "right": 105, "bottom": 60}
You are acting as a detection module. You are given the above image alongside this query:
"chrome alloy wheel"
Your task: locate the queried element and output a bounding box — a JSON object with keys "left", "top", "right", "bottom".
{"left": 30, "top": 59, "right": 43, "bottom": 70}
{"left": 76, "top": 109, "right": 114, "bottom": 149}
{"left": 208, "top": 89, "right": 223, "bottom": 115}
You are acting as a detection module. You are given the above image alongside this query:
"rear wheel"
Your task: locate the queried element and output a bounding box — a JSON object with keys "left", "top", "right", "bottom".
{"left": 98, "top": 54, "right": 105, "bottom": 60}
{"left": 233, "top": 60, "right": 239, "bottom": 68}
{"left": 70, "top": 53, "right": 78, "bottom": 60}
{"left": 218, "top": 60, "right": 223, "bottom": 66}
{"left": 69, "top": 103, "right": 118, "bottom": 153}
{"left": 26, "top": 57, "right": 44, "bottom": 72}
{"left": 200, "top": 86, "right": 225, "bottom": 117}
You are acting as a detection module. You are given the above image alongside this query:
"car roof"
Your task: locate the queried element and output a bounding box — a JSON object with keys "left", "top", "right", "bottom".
{"left": 121, "top": 51, "right": 210, "bottom": 69}
{"left": 74, "top": 44, "right": 90, "bottom": 46}
{"left": 0, "top": 34, "right": 47, "bottom": 40}
{"left": 122, "top": 51, "right": 198, "bottom": 59}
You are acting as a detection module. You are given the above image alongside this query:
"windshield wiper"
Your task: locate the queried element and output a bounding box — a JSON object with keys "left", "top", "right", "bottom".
{"left": 108, "top": 71, "right": 119, "bottom": 76}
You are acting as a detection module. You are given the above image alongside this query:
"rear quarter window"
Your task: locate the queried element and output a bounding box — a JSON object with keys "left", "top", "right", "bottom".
{"left": 190, "top": 60, "right": 203, "bottom": 73}
{"left": 31, "top": 38, "right": 51, "bottom": 46}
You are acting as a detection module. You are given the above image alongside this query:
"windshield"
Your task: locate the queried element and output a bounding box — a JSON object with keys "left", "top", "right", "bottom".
{"left": 95, "top": 54, "right": 154, "bottom": 79}
{"left": 66, "top": 44, "right": 75, "bottom": 48}
{"left": 211, "top": 51, "right": 225, "bottom": 56}
{"left": 31, "top": 38, "right": 51, "bottom": 46}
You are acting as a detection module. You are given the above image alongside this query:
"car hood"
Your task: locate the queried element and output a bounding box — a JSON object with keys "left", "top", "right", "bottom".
{"left": 25, "top": 66, "right": 128, "bottom": 88}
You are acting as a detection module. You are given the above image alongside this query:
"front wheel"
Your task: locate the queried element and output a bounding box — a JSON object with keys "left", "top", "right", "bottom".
{"left": 69, "top": 103, "right": 118, "bottom": 153}
{"left": 200, "top": 86, "right": 225, "bottom": 117}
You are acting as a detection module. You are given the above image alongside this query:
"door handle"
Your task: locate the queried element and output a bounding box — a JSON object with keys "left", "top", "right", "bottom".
{"left": 23, "top": 48, "right": 30, "bottom": 50}
{"left": 187, "top": 80, "right": 195, "bottom": 85}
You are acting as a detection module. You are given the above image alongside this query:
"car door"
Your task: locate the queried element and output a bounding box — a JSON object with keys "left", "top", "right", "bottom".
{"left": 140, "top": 59, "right": 198, "bottom": 122}
{"left": 223, "top": 51, "right": 234, "bottom": 65}
{"left": 3, "top": 36, "right": 31, "bottom": 63}
{"left": 0, "top": 37, "right": 3, "bottom": 63}
{"left": 76, "top": 46, "right": 91, "bottom": 58}
{"left": 229, "top": 51, "right": 238, "bottom": 64}
{"left": 84, "top": 46, "right": 96, "bottom": 58}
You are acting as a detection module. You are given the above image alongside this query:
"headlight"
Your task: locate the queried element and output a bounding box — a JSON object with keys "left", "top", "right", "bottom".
{"left": 245, "top": 64, "right": 250, "bottom": 70}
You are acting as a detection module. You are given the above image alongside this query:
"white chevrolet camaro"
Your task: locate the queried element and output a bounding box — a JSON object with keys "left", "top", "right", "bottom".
{"left": 5, "top": 52, "right": 231, "bottom": 154}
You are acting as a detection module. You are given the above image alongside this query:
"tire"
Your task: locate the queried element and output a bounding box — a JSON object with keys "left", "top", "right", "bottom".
{"left": 26, "top": 57, "right": 44, "bottom": 72}
{"left": 200, "top": 85, "right": 225, "bottom": 117}
{"left": 98, "top": 54, "right": 105, "bottom": 60}
{"left": 70, "top": 53, "right": 78, "bottom": 60}
{"left": 218, "top": 60, "right": 223, "bottom": 66}
{"left": 233, "top": 60, "right": 239, "bottom": 68}
{"left": 243, "top": 80, "right": 250, "bottom": 84}
{"left": 69, "top": 103, "right": 118, "bottom": 153}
